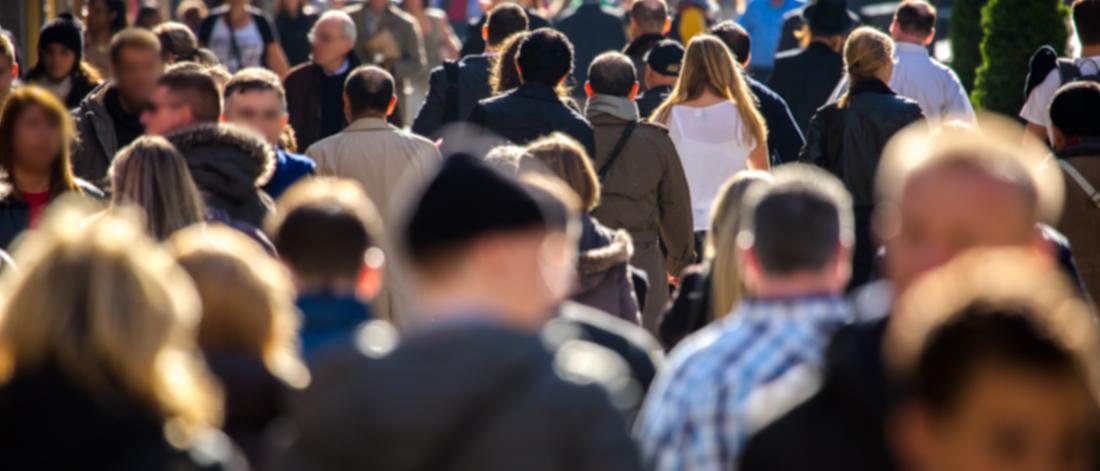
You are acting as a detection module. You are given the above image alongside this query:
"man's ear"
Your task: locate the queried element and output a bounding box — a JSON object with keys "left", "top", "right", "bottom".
{"left": 386, "top": 95, "right": 397, "bottom": 116}
{"left": 281, "top": 114, "right": 289, "bottom": 127}
{"left": 662, "top": 17, "right": 671, "bottom": 35}
{"left": 923, "top": 28, "right": 936, "bottom": 46}
{"left": 482, "top": 25, "right": 489, "bottom": 42}
{"left": 343, "top": 94, "right": 353, "bottom": 121}
{"left": 357, "top": 264, "right": 384, "bottom": 300}
{"left": 12, "top": 62, "right": 19, "bottom": 78}
{"left": 584, "top": 82, "right": 594, "bottom": 98}
{"left": 629, "top": 81, "right": 639, "bottom": 100}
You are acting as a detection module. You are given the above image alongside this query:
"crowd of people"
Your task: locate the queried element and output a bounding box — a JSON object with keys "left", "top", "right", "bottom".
{"left": 0, "top": 0, "right": 1099, "bottom": 469}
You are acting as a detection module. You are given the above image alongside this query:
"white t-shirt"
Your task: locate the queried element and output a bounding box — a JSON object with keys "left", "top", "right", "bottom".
{"left": 208, "top": 17, "right": 266, "bottom": 73}
{"left": 667, "top": 102, "right": 756, "bottom": 231}
{"left": 1020, "top": 55, "right": 1100, "bottom": 135}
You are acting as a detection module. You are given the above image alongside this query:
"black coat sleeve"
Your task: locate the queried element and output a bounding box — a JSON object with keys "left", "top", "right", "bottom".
{"left": 799, "top": 109, "right": 828, "bottom": 168}
{"left": 760, "top": 92, "right": 804, "bottom": 166}
{"left": 412, "top": 67, "right": 448, "bottom": 138}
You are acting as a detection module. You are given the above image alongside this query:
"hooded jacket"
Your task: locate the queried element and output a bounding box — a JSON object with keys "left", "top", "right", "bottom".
{"left": 166, "top": 123, "right": 277, "bottom": 229}
{"left": 574, "top": 215, "right": 641, "bottom": 324}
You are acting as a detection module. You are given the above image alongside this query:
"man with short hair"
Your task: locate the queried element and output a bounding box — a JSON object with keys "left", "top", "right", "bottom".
{"left": 469, "top": 28, "right": 596, "bottom": 156}
{"left": 584, "top": 52, "right": 693, "bottom": 333}
{"left": 0, "top": 34, "right": 18, "bottom": 106}
{"left": 225, "top": 68, "right": 316, "bottom": 199}
{"left": 346, "top": 0, "right": 426, "bottom": 125}
{"left": 637, "top": 164, "right": 854, "bottom": 471}
{"left": 285, "top": 10, "right": 362, "bottom": 151}
{"left": 458, "top": 0, "right": 551, "bottom": 57}
{"left": 827, "top": 1, "right": 975, "bottom": 125}
{"left": 1022, "top": 0, "right": 1100, "bottom": 141}
{"left": 72, "top": 27, "right": 163, "bottom": 187}
{"left": 412, "top": 3, "right": 529, "bottom": 138}
{"left": 623, "top": 0, "right": 671, "bottom": 91}
{"left": 141, "top": 69, "right": 222, "bottom": 135}
{"left": 711, "top": 21, "right": 804, "bottom": 165}
{"left": 634, "top": 40, "right": 681, "bottom": 119}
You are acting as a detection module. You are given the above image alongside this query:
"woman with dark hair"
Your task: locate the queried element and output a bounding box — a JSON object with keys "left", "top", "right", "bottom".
{"left": 0, "top": 87, "right": 101, "bottom": 249}
{"left": 153, "top": 22, "right": 219, "bottom": 65}
{"left": 489, "top": 31, "right": 575, "bottom": 107}
{"left": 274, "top": 0, "right": 318, "bottom": 67}
{"left": 83, "top": 0, "right": 128, "bottom": 79}
{"left": 25, "top": 15, "right": 102, "bottom": 109}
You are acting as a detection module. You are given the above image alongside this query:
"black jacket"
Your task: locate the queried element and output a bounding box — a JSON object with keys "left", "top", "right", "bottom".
{"left": 412, "top": 54, "right": 493, "bottom": 138}
{"left": 469, "top": 82, "right": 596, "bottom": 156}
{"left": 748, "top": 77, "right": 804, "bottom": 165}
{"left": 72, "top": 83, "right": 123, "bottom": 188}
{"left": 657, "top": 264, "right": 713, "bottom": 350}
{"left": 636, "top": 84, "right": 672, "bottom": 120}
{"left": 768, "top": 42, "right": 845, "bottom": 133}
{"left": 459, "top": 9, "right": 551, "bottom": 57}
{"left": 166, "top": 123, "right": 277, "bottom": 229}
{"left": 623, "top": 33, "right": 666, "bottom": 91}
{"left": 205, "top": 351, "right": 291, "bottom": 467}
{"left": 0, "top": 179, "right": 102, "bottom": 250}
{"left": 555, "top": 3, "right": 628, "bottom": 93}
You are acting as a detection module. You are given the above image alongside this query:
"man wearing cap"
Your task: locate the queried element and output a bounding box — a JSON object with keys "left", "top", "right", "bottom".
{"left": 768, "top": 0, "right": 852, "bottom": 132}
{"left": 635, "top": 40, "right": 683, "bottom": 120}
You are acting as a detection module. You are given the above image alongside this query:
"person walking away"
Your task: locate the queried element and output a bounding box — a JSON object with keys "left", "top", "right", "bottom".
{"left": 651, "top": 35, "right": 768, "bottom": 254}
{"left": 635, "top": 39, "right": 682, "bottom": 119}
{"left": 555, "top": 0, "right": 628, "bottom": 102}
{"left": 284, "top": 10, "right": 362, "bottom": 151}
{"left": 225, "top": 68, "right": 316, "bottom": 199}
{"left": 198, "top": 0, "right": 290, "bottom": 76}
{"left": 275, "top": 0, "right": 318, "bottom": 67}
{"left": 775, "top": 0, "right": 858, "bottom": 53}
{"left": 412, "top": 3, "right": 529, "bottom": 137}
{"left": 25, "top": 15, "right": 102, "bottom": 109}
{"left": 623, "top": 0, "right": 671, "bottom": 92}
{"left": 307, "top": 65, "right": 441, "bottom": 325}
{"left": 458, "top": 0, "right": 551, "bottom": 57}
{"left": 827, "top": 1, "right": 975, "bottom": 126}
{"left": 584, "top": 52, "right": 693, "bottom": 332}
{"left": 346, "top": 0, "right": 427, "bottom": 126}
{"left": 637, "top": 164, "right": 855, "bottom": 471}
{"left": 83, "top": 0, "right": 127, "bottom": 79}
{"left": 737, "top": 0, "right": 804, "bottom": 80}
{"left": 711, "top": 21, "right": 804, "bottom": 165}
{"left": 767, "top": 0, "right": 850, "bottom": 132}
{"left": 109, "top": 136, "right": 207, "bottom": 240}
{"left": 404, "top": 0, "right": 462, "bottom": 115}
{"left": 800, "top": 27, "right": 924, "bottom": 289}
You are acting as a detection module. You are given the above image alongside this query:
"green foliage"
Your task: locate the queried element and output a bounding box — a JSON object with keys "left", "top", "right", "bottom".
{"left": 971, "top": 0, "right": 1069, "bottom": 114}
{"left": 949, "top": 0, "right": 987, "bottom": 92}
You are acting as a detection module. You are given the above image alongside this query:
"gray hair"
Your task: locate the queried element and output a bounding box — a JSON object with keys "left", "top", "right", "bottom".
{"left": 309, "top": 10, "right": 357, "bottom": 44}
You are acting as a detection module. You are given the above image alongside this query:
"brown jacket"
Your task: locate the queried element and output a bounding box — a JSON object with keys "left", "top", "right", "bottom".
{"left": 1056, "top": 141, "right": 1100, "bottom": 305}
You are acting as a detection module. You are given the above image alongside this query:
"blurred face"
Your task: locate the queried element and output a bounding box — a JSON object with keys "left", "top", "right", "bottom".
{"left": 111, "top": 46, "right": 164, "bottom": 108}
{"left": 480, "top": 228, "right": 576, "bottom": 330}
{"left": 140, "top": 86, "right": 191, "bottom": 135}
{"left": 884, "top": 166, "right": 1037, "bottom": 293}
{"left": 225, "top": 89, "right": 286, "bottom": 146}
{"left": 900, "top": 364, "right": 1098, "bottom": 471}
{"left": 42, "top": 43, "right": 76, "bottom": 81}
{"left": 311, "top": 19, "right": 354, "bottom": 66}
{"left": 85, "top": 0, "right": 117, "bottom": 33}
{"left": 11, "top": 105, "right": 62, "bottom": 173}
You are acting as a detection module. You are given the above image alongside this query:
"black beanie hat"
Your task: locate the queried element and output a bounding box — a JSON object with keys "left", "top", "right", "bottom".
{"left": 404, "top": 153, "right": 565, "bottom": 264}
{"left": 38, "top": 14, "right": 86, "bottom": 63}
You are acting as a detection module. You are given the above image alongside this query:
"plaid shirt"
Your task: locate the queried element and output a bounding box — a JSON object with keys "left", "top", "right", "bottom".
{"left": 635, "top": 296, "right": 851, "bottom": 471}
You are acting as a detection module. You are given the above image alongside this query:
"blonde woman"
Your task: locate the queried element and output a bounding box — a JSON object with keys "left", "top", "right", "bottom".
{"left": 169, "top": 224, "right": 308, "bottom": 466}
{"left": 0, "top": 206, "right": 234, "bottom": 468}
{"left": 651, "top": 34, "right": 768, "bottom": 248}
{"left": 801, "top": 26, "right": 923, "bottom": 288}
{"left": 110, "top": 136, "right": 206, "bottom": 240}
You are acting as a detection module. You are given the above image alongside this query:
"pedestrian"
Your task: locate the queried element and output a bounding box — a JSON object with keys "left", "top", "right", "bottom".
{"left": 651, "top": 35, "right": 768, "bottom": 251}
{"left": 0, "top": 34, "right": 18, "bottom": 108}
{"left": 1022, "top": 0, "right": 1100, "bottom": 142}
{"left": 141, "top": 67, "right": 223, "bottom": 136}
{"left": 737, "top": 0, "right": 804, "bottom": 80}
{"left": 307, "top": 65, "right": 441, "bottom": 324}
{"left": 637, "top": 164, "right": 854, "bottom": 471}
{"left": 767, "top": 0, "right": 851, "bottom": 132}
{"left": 25, "top": 15, "right": 102, "bottom": 109}
{"left": 83, "top": 0, "right": 128, "bottom": 80}
{"left": 224, "top": 68, "right": 316, "bottom": 199}
{"left": 458, "top": 0, "right": 551, "bottom": 57}
{"left": 198, "top": 0, "right": 290, "bottom": 76}
{"left": 413, "top": 3, "right": 529, "bottom": 137}
{"left": 710, "top": 20, "right": 804, "bottom": 165}
{"left": 0, "top": 87, "right": 102, "bottom": 250}
{"left": 488, "top": 30, "right": 572, "bottom": 101}
{"left": 284, "top": 10, "right": 362, "bottom": 151}
{"left": 555, "top": 0, "right": 628, "bottom": 100}
{"left": 403, "top": 0, "right": 462, "bottom": 108}
{"left": 177, "top": 0, "right": 210, "bottom": 35}
{"left": 265, "top": 177, "right": 388, "bottom": 359}
{"left": 273, "top": 153, "right": 644, "bottom": 471}
{"left": 153, "top": 22, "right": 220, "bottom": 66}
{"left": 0, "top": 209, "right": 238, "bottom": 470}
{"left": 135, "top": 4, "right": 164, "bottom": 30}
{"left": 520, "top": 133, "right": 641, "bottom": 323}
{"left": 634, "top": 39, "right": 682, "bottom": 119}
{"left": 346, "top": 0, "right": 427, "bottom": 126}
{"left": 775, "top": 0, "right": 858, "bottom": 53}
{"left": 470, "top": 28, "right": 596, "bottom": 156}
{"left": 622, "top": 0, "right": 671, "bottom": 91}
{"left": 583, "top": 52, "right": 693, "bottom": 332}
{"left": 109, "top": 136, "right": 206, "bottom": 240}
{"left": 169, "top": 224, "right": 309, "bottom": 467}
{"left": 800, "top": 26, "right": 924, "bottom": 288}
{"left": 274, "top": 0, "right": 319, "bottom": 67}
{"left": 828, "top": 1, "right": 975, "bottom": 125}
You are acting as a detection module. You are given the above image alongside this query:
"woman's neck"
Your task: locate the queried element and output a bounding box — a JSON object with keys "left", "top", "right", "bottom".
{"left": 13, "top": 166, "right": 51, "bottom": 194}
{"left": 229, "top": 4, "right": 250, "bottom": 25}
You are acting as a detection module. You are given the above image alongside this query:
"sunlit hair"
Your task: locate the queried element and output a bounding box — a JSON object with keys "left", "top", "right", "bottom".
{"left": 110, "top": 136, "right": 206, "bottom": 240}
{"left": 651, "top": 35, "right": 767, "bottom": 148}
{"left": 838, "top": 27, "right": 895, "bottom": 108}
{"left": 0, "top": 87, "right": 82, "bottom": 197}
{"left": 519, "top": 133, "right": 600, "bottom": 212}
{"left": 168, "top": 225, "right": 309, "bottom": 390}
{"left": 0, "top": 204, "right": 221, "bottom": 442}
{"left": 705, "top": 170, "right": 772, "bottom": 319}
{"left": 490, "top": 31, "right": 572, "bottom": 98}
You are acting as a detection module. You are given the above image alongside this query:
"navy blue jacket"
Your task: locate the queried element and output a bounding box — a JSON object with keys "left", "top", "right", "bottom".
{"left": 748, "top": 77, "right": 804, "bottom": 165}
{"left": 296, "top": 293, "right": 373, "bottom": 360}
{"left": 469, "top": 82, "right": 596, "bottom": 156}
{"left": 262, "top": 148, "right": 316, "bottom": 199}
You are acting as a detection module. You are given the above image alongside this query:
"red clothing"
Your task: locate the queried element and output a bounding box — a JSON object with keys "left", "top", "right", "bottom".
{"left": 23, "top": 191, "right": 50, "bottom": 228}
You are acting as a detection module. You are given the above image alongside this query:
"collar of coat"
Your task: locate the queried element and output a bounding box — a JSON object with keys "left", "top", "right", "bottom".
{"left": 515, "top": 82, "right": 563, "bottom": 102}
{"left": 849, "top": 77, "right": 896, "bottom": 97}
{"left": 345, "top": 117, "right": 396, "bottom": 132}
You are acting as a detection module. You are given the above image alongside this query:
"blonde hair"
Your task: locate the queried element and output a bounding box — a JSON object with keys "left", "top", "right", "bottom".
{"left": 0, "top": 204, "right": 221, "bottom": 442}
{"left": 110, "top": 136, "right": 206, "bottom": 240}
{"left": 169, "top": 225, "right": 309, "bottom": 390}
{"left": 838, "top": 27, "right": 895, "bottom": 108}
{"left": 520, "top": 133, "right": 601, "bottom": 212}
{"left": 705, "top": 171, "right": 772, "bottom": 319}
{"left": 651, "top": 35, "right": 767, "bottom": 148}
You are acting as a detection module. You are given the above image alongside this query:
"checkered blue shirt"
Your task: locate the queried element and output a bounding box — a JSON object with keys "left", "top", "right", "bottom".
{"left": 635, "top": 296, "right": 851, "bottom": 471}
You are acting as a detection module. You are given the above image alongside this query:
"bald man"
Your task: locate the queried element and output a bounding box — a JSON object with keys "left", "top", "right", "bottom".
{"left": 285, "top": 10, "right": 362, "bottom": 150}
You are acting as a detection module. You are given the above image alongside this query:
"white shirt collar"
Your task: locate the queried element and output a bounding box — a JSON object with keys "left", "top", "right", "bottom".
{"left": 323, "top": 59, "right": 351, "bottom": 77}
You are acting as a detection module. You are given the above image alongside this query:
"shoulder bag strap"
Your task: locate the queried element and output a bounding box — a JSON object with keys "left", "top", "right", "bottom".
{"left": 225, "top": 13, "right": 244, "bottom": 71}
{"left": 597, "top": 121, "right": 638, "bottom": 180}
{"left": 1058, "top": 58, "right": 1082, "bottom": 85}
{"left": 1059, "top": 160, "right": 1100, "bottom": 210}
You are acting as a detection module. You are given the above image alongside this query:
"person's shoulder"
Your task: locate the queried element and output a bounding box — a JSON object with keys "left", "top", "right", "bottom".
{"left": 285, "top": 62, "right": 318, "bottom": 81}
{"left": 386, "top": 5, "right": 419, "bottom": 26}
{"left": 747, "top": 77, "right": 785, "bottom": 103}
{"left": 281, "top": 149, "right": 317, "bottom": 170}
{"left": 773, "top": 47, "right": 802, "bottom": 63}
{"left": 397, "top": 127, "right": 441, "bottom": 149}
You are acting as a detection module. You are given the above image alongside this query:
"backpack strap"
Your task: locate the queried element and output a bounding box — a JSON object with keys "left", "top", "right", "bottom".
{"left": 1058, "top": 58, "right": 1082, "bottom": 85}
{"left": 442, "top": 60, "right": 461, "bottom": 123}
{"left": 225, "top": 13, "right": 245, "bottom": 71}
{"left": 597, "top": 121, "right": 638, "bottom": 180}
{"left": 1059, "top": 160, "right": 1100, "bottom": 210}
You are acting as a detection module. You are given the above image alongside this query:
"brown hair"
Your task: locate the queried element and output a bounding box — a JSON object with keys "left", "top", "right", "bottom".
{"left": 838, "top": 27, "right": 895, "bottom": 108}
{"left": 0, "top": 87, "right": 82, "bottom": 198}
{"left": 110, "top": 136, "right": 206, "bottom": 240}
{"left": 225, "top": 67, "right": 287, "bottom": 111}
{"left": 894, "top": 0, "right": 937, "bottom": 36}
{"left": 520, "top": 133, "right": 600, "bottom": 212}
{"left": 159, "top": 68, "right": 223, "bottom": 123}
{"left": 110, "top": 27, "right": 162, "bottom": 65}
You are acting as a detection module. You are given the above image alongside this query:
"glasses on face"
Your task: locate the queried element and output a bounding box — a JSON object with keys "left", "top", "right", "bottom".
{"left": 233, "top": 108, "right": 283, "bottom": 121}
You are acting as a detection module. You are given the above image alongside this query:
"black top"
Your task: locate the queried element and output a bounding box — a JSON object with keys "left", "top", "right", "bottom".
{"left": 275, "top": 10, "right": 318, "bottom": 66}
{"left": 104, "top": 86, "right": 143, "bottom": 152}
{"left": 412, "top": 54, "right": 494, "bottom": 138}
{"left": 555, "top": 3, "right": 629, "bottom": 94}
{"left": 319, "top": 70, "right": 349, "bottom": 141}
{"left": 635, "top": 84, "right": 672, "bottom": 120}
{"left": 768, "top": 41, "right": 845, "bottom": 133}
{"left": 747, "top": 77, "right": 804, "bottom": 165}
{"left": 469, "top": 82, "right": 596, "bottom": 157}
{"left": 622, "top": 33, "right": 667, "bottom": 91}
{"left": 459, "top": 9, "right": 552, "bottom": 57}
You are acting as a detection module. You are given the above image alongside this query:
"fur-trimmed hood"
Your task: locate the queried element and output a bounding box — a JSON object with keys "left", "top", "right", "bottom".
{"left": 576, "top": 216, "right": 634, "bottom": 291}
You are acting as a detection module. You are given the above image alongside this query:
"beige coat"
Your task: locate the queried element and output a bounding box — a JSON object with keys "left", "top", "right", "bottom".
{"left": 307, "top": 117, "right": 442, "bottom": 326}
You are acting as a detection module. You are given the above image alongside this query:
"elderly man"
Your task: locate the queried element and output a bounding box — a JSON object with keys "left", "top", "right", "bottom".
{"left": 347, "top": 0, "right": 425, "bottom": 126}
{"left": 285, "top": 10, "right": 361, "bottom": 151}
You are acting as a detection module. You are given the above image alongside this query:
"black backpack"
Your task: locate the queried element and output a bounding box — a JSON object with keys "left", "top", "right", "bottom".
{"left": 1025, "top": 45, "right": 1100, "bottom": 100}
